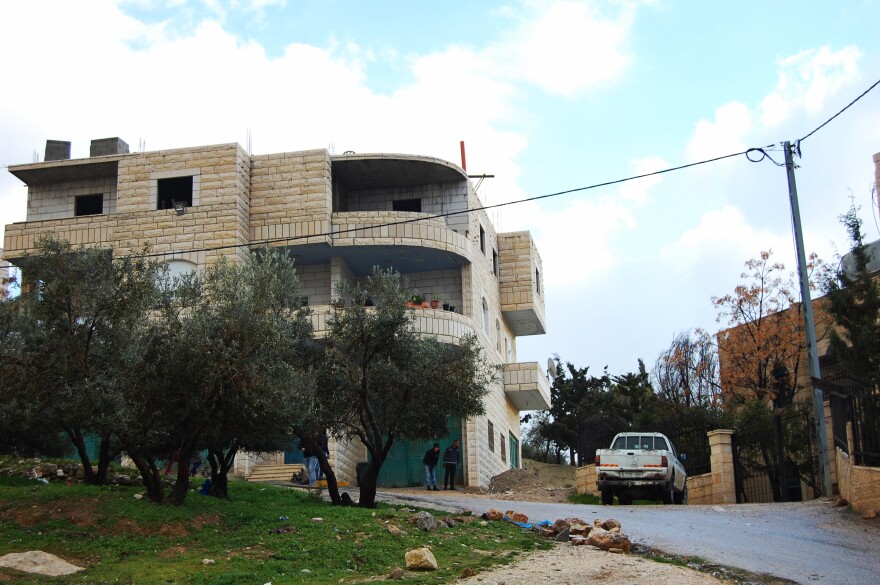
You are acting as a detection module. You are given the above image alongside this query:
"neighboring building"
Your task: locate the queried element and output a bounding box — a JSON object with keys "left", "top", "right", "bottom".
{"left": 2, "top": 137, "right": 550, "bottom": 488}
{"left": 716, "top": 150, "right": 880, "bottom": 501}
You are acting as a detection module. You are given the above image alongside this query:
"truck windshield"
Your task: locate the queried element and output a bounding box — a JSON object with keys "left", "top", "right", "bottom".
{"left": 612, "top": 436, "right": 670, "bottom": 451}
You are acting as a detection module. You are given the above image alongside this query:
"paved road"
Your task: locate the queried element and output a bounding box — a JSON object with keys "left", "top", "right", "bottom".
{"left": 377, "top": 491, "right": 880, "bottom": 585}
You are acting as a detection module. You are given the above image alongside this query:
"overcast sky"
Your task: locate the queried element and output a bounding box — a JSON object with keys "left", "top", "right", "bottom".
{"left": 2, "top": 0, "right": 879, "bottom": 377}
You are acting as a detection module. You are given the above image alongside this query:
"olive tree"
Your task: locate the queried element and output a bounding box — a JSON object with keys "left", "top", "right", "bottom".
{"left": 314, "top": 268, "right": 496, "bottom": 508}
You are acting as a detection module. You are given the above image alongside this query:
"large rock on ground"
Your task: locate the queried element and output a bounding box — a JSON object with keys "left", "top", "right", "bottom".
{"left": 405, "top": 547, "right": 438, "bottom": 570}
{"left": 0, "top": 551, "right": 85, "bottom": 576}
{"left": 588, "top": 527, "right": 632, "bottom": 553}
{"left": 416, "top": 512, "right": 436, "bottom": 532}
{"left": 486, "top": 509, "right": 504, "bottom": 521}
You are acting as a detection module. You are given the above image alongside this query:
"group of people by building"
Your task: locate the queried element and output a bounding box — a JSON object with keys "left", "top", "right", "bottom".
{"left": 423, "top": 440, "right": 461, "bottom": 491}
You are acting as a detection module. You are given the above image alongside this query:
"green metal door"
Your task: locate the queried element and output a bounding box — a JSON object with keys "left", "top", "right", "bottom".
{"left": 509, "top": 433, "right": 519, "bottom": 469}
{"left": 377, "top": 417, "right": 462, "bottom": 487}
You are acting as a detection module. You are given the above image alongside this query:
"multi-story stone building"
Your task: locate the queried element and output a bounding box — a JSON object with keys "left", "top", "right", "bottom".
{"left": 2, "top": 138, "right": 550, "bottom": 488}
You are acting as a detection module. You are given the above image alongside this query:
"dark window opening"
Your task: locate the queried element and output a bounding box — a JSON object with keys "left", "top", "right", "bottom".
{"left": 392, "top": 198, "right": 421, "bottom": 212}
{"left": 488, "top": 420, "right": 495, "bottom": 452}
{"left": 501, "top": 434, "right": 506, "bottom": 463}
{"left": 157, "top": 176, "right": 193, "bottom": 210}
{"left": 536, "top": 268, "right": 541, "bottom": 296}
{"left": 479, "top": 225, "right": 486, "bottom": 255}
{"left": 492, "top": 249, "right": 498, "bottom": 276}
{"left": 74, "top": 194, "right": 103, "bottom": 216}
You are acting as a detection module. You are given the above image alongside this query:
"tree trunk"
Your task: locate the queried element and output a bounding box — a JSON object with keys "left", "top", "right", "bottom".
{"left": 358, "top": 461, "right": 380, "bottom": 508}
{"left": 316, "top": 450, "right": 342, "bottom": 505}
{"left": 168, "top": 445, "right": 193, "bottom": 506}
{"left": 66, "top": 427, "right": 100, "bottom": 484}
{"left": 128, "top": 452, "right": 165, "bottom": 503}
{"left": 207, "top": 446, "right": 236, "bottom": 500}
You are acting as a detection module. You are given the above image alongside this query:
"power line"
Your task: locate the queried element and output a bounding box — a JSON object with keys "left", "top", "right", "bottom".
{"left": 142, "top": 148, "right": 756, "bottom": 260}
{"left": 798, "top": 76, "right": 880, "bottom": 144}
{"left": 43, "top": 76, "right": 880, "bottom": 262}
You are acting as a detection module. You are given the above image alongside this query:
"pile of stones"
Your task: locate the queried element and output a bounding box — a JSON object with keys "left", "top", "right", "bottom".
{"left": 482, "top": 508, "right": 632, "bottom": 553}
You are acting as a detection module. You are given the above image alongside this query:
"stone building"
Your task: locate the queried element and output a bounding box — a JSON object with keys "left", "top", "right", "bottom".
{"left": 2, "top": 138, "right": 550, "bottom": 488}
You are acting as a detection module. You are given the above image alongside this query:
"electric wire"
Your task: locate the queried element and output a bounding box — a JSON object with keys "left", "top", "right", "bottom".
{"left": 798, "top": 76, "right": 880, "bottom": 144}
{"left": 12, "top": 77, "right": 880, "bottom": 262}
{"left": 138, "top": 148, "right": 753, "bottom": 260}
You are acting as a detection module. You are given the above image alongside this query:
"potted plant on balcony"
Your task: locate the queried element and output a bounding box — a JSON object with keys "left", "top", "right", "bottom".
{"left": 430, "top": 294, "right": 442, "bottom": 309}
{"left": 407, "top": 293, "right": 426, "bottom": 308}
{"left": 442, "top": 302, "right": 450, "bottom": 311}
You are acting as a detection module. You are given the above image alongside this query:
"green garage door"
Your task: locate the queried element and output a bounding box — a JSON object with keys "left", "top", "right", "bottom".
{"left": 377, "top": 417, "right": 463, "bottom": 487}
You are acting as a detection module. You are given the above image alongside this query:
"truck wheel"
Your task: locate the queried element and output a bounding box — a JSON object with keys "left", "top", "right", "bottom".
{"left": 662, "top": 479, "right": 675, "bottom": 505}
{"left": 675, "top": 484, "right": 688, "bottom": 505}
{"left": 601, "top": 490, "right": 614, "bottom": 505}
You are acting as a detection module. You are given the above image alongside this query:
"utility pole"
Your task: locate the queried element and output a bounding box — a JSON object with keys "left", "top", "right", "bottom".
{"left": 783, "top": 141, "right": 833, "bottom": 497}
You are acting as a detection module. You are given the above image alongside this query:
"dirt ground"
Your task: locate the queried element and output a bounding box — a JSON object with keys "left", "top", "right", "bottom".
{"left": 379, "top": 468, "right": 740, "bottom": 584}
{"left": 456, "top": 543, "right": 731, "bottom": 585}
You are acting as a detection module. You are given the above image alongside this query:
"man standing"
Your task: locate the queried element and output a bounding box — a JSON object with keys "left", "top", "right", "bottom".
{"left": 423, "top": 443, "right": 441, "bottom": 491}
{"left": 442, "top": 439, "right": 461, "bottom": 490}
{"left": 301, "top": 439, "right": 319, "bottom": 488}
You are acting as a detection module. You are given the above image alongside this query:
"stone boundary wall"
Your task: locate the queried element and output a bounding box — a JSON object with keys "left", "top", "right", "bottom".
{"left": 575, "top": 464, "right": 599, "bottom": 496}
{"left": 836, "top": 447, "right": 880, "bottom": 514}
{"left": 686, "top": 473, "right": 713, "bottom": 505}
{"left": 522, "top": 458, "right": 576, "bottom": 486}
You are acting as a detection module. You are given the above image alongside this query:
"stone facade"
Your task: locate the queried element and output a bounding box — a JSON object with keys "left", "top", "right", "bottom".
{"left": 3, "top": 140, "right": 549, "bottom": 488}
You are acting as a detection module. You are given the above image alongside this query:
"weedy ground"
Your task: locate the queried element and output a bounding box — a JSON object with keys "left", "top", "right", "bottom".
{"left": 0, "top": 461, "right": 549, "bottom": 585}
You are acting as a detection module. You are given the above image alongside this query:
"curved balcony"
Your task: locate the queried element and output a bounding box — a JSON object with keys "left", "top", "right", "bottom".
{"left": 329, "top": 211, "right": 472, "bottom": 275}
{"left": 309, "top": 304, "right": 476, "bottom": 343}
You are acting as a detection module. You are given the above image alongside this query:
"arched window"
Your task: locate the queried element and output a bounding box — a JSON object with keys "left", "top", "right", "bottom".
{"left": 164, "top": 259, "right": 198, "bottom": 280}
{"left": 482, "top": 299, "right": 489, "bottom": 335}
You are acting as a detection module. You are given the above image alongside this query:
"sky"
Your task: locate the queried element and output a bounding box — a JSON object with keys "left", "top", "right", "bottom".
{"left": 2, "top": 0, "right": 880, "bottom": 379}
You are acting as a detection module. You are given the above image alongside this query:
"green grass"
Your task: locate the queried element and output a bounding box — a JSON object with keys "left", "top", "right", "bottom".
{"left": 0, "top": 471, "right": 549, "bottom": 584}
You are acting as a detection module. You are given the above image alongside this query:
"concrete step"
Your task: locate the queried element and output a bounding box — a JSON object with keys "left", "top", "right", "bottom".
{"left": 247, "top": 464, "right": 303, "bottom": 482}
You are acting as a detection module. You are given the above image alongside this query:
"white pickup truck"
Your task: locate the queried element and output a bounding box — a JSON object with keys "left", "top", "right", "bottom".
{"left": 595, "top": 432, "right": 687, "bottom": 505}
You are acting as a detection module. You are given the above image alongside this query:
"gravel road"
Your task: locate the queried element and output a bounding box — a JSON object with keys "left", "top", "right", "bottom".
{"left": 378, "top": 491, "right": 880, "bottom": 585}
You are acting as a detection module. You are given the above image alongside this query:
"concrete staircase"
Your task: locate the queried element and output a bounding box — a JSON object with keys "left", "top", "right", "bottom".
{"left": 247, "top": 464, "right": 303, "bottom": 483}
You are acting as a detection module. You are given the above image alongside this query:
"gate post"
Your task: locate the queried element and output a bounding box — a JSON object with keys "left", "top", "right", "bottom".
{"left": 708, "top": 429, "right": 736, "bottom": 504}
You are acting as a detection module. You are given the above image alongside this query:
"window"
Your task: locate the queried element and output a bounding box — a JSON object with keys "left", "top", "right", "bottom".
{"left": 500, "top": 434, "right": 506, "bottom": 463}
{"left": 392, "top": 198, "right": 421, "bottom": 212}
{"left": 482, "top": 299, "right": 489, "bottom": 334}
{"left": 157, "top": 176, "right": 193, "bottom": 210}
{"left": 495, "top": 319, "right": 501, "bottom": 352}
{"left": 535, "top": 267, "right": 541, "bottom": 296}
{"left": 488, "top": 421, "right": 494, "bottom": 452}
{"left": 74, "top": 194, "right": 103, "bottom": 216}
{"left": 505, "top": 337, "right": 511, "bottom": 362}
{"left": 479, "top": 225, "right": 486, "bottom": 255}
{"left": 492, "top": 249, "right": 498, "bottom": 276}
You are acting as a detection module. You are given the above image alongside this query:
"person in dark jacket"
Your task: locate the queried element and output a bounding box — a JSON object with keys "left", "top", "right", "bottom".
{"left": 442, "top": 439, "right": 461, "bottom": 490}
{"left": 423, "top": 443, "right": 441, "bottom": 491}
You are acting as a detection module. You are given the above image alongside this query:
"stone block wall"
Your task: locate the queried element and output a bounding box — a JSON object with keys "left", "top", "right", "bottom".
{"left": 576, "top": 464, "right": 600, "bottom": 496}
{"left": 341, "top": 182, "right": 468, "bottom": 234}
{"left": 686, "top": 473, "right": 714, "bottom": 505}
{"left": 250, "top": 149, "right": 331, "bottom": 246}
{"left": 836, "top": 448, "right": 880, "bottom": 514}
{"left": 26, "top": 176, "right": 118, "bottom": 221}
{"left": 297, "top": 264, "right": 332, "bottom": 305}
{"left": 522, "top": 458, "right": 576, "bottom": 486}
{"left": 708, "top": 429, "right": 736, "bottom": 504}
{"left": 497, "top": 231, "right": 546, "bottom": 332}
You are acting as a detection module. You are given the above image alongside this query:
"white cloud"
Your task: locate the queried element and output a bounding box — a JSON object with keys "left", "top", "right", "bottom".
{"left": 500, "top": 156, "right": 668, "bottom": 287}
{"left": 685, "top": 102, "right": 752, "bottom": 163}
{"left": 760, "top": 46, "right": 862, "bottom": 128}
{"left": 659, "top": 206, "right": 793, "bottom": 277}
{"left": 489, "top": 0, "right": 636, "bottom": 96}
